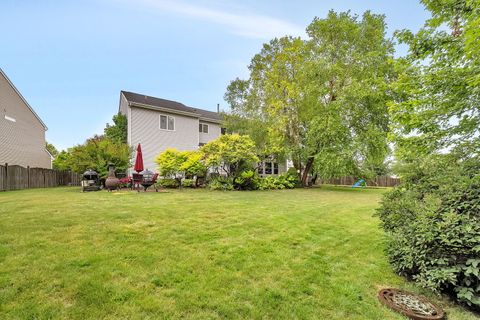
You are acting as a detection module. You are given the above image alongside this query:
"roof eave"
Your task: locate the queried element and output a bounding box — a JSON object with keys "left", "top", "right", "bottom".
{"left": 199, "top": 116, "right": 222, "bottom": 124}
{"left": 129, "top": 101, "right": 201, "bottom": 118}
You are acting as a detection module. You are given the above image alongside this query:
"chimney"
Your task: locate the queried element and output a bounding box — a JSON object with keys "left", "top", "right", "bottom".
{"left": 217, "top": 103, "right": 220, "bottom": 113}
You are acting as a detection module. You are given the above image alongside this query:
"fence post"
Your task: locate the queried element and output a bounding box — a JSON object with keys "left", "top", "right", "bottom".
{"left": 27, "top": 166, "right": 30, "bottom": 189}
{"left": 4, "top": 163, "right": 8, "bottom": 191}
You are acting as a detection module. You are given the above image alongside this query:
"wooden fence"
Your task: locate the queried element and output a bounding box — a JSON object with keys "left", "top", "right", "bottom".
{"left": 0, "top": 163, "right": 82, "bottom": 191}
{"left": 319, "top": 175, "right": 400, "bottom": 187}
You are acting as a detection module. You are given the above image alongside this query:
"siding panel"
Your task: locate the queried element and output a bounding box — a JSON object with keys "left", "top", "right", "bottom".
{"left": 199, "top": 121, "right": 221, "bottom": 144}
{"left": 130, "top": 107, "right": 200, "bottom": 171}
{"left": 0, "top": 71, "right": 51, "bottom": 168}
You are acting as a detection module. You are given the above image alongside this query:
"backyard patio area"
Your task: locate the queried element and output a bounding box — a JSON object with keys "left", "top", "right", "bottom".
{"left": 0, "top": 187, "right": 477, "bottom": 319}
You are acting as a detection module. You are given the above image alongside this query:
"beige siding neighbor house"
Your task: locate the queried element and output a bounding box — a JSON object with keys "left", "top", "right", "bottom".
{"left": 0, "top": 69, "right": 51, "bottom": 168}
{"left": 119, "top": 91, "right": 223, "bottom": 172}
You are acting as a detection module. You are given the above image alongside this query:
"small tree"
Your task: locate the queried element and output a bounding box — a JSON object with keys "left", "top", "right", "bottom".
{"left": 104, "top": 113, "right": 128, "bottom": 144}
{"left": 54, "top": 135, "right": 131, "bottom": 177}
{"left": 200, "top": 134, "right": 259, "bottom": 179}
{"left": 155, "top": 148, "right": 188, "bottom": 185}
{"left": 181, "top": 151, "right": 207, "bottom": 186}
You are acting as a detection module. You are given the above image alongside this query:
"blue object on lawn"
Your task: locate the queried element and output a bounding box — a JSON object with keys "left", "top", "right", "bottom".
{"left": 352, "top": 179, "right": 366, "bottom": 188}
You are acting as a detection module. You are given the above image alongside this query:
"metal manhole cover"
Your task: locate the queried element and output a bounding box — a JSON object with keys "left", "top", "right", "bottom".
{"left": 378, "top": 288, "right": 445, "bottom": 320}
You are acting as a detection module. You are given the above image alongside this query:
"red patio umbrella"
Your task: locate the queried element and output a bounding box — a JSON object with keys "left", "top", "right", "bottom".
{"left": 134, "top": 143, "right": 144, "bottom": 173}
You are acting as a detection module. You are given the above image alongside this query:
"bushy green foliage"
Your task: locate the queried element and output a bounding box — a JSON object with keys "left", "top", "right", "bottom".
{"left": 201, "top": 134, "right": 259, "bottom": 179}
{"left": 156, "top": 178, "right": 179, "bottom": 189}
{"left": 378, "top": 155, "right": 480, "bottom": 308}
{"left": 233, "top": 170, "right": 260, "bottom": 190}
{"left": 52, "top": 113, "right": 131, "bottom": 175}
{"left": 155, "top": 149, "right": 205, "bottom": 186}
{"left": 181, "top": 151, "right": 207, "bottom": 179}
{"left": 258, "top": 174, "right": 297, "bottom": 190}
{"left": 181, "top": 179, "right": 195, "bottom": 188}
{"left": 155, "top": 148, "right": 188, "bottom": 178}
{"left": 208, "top": 176, "right": 234, "bottom": 191}
{"left": 224, "top": 11, "right": 393, "bottom": 185}
{"left": 104, "top": 113, "right": 127, "bottom": 144}
{"left": 52, "top": 135, "right": 131, "bottom": 177}
{"left": 45, "top": 142, "right": 59, "bottom": 157}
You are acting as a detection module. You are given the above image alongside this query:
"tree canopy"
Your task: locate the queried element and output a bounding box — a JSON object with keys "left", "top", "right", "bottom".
{"left": 104, "top": 113, "right": 128, "bottom": 144}
{"left": 379, "top": 0, "right": 480, "bottom": 308}
{"left": 200, "top": 134, "right": 259, "bottom": 178}
{"left": 391, "top": 0, "right": 479, "bottom": 161}
{"left": 53, "top": 113, "right": 131, "bottom": 176}
{"left": 224, "top": 11, "right": 394, "bottom": 185}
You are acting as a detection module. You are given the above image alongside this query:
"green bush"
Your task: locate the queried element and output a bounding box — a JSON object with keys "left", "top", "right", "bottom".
{"left": 257, "top": 174, "right": 297, "bottom": 190}
{"left": 208, "top": 176, "right": 234, "bottom": 191}
{"left": 233, "top": 170, "right": 260, "bottom": 190}
{"left": 378, "top": 156, "right": 480, "bottom": 308}
{"left": 258, "top": 176, "right": 284, "bottom": 190}
{"left": 181, "top": 178, "right": 195, "bottom": 188}
{"left": 156, "top": 178, "right": 179, "bottom": 189}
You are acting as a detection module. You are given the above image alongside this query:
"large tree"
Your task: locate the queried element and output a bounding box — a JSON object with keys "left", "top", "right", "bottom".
{"left": 224, "top": 11, "right": 394, "bottom": 185}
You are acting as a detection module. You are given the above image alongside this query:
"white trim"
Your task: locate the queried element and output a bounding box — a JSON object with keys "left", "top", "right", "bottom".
{"left": 197, "top": 119, "right": 200, "bottom": 148}
{"left": 131, "top": 101, "right": 199, "bottom": 118}
{"left": 0, "top": 68, "right": 47, "bottom": 130}
{"left": 159, "top": 114, "right": 175, "bottom": 131}
{"left": 127, "top": 103, "right": 132, "bottom": 146}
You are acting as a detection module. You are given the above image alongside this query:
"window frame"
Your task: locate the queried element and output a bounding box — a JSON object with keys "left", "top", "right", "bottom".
{"left": 259, "top": 161, "right": 279, "bottom": 175}
{"left": 199, "top": 123, "right": 209, "bottom": 134}
{"left": 159, "top": 114, "right": 175, "bottom": 131}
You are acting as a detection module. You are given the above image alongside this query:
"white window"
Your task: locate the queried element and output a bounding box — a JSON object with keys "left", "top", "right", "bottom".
{"left": 160, "top": 115, "right": 175, "bottom": 131}
{"left": 258, "top": 161, "right": 279, "bottom": 175}
{"left": 4, "top": 115, "right": 16, "bottom": 122}
{"left": 199, "top": 123, "right": 209, "bottom": 133}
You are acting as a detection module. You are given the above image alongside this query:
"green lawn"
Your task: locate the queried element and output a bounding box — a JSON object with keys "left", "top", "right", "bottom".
{"left": 0, "top": 187, "right": 477, "bottom": 319}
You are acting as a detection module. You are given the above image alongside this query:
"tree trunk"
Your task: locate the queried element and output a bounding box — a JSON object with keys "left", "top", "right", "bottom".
{"left": 301, "top": 157, "right": 314, "bottom": 187}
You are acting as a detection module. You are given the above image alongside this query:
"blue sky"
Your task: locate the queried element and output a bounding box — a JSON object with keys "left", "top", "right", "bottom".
{"left": 0, "top": 0, "right": 429, "bottom": 150}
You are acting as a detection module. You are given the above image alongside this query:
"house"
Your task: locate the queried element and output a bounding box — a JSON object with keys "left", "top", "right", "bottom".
{"left": 119, "top": 91, "right": 224, "bottom": 171}
{"left": 0, "top": 68, "right": 51, "bottom": 168}
{"left": 119, "top": 90, "right": 289, "bottom": 176}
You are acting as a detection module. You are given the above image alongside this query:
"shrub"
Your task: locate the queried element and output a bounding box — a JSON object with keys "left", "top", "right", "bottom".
{"left": 181, "top": 178, "right": 195, "bottom": 188}
{"left": 200, "top": 134, "right": 259, "bottom": 179}
{"left": 378, "top": 155, "right": 480, "bottom": 308}
{"left": 156, "top": 178, "right": 179, "bottom": 189}
{"left": 233, "top": 170, "right": 260, "bottom": 190}
{"left": 258, "top": 176, "right": 284, "bottom": 190}
{"left": 208, "top": 176, "right": 234, "bottom": 191}
{"left": 257, "top": 173, "right": 298, "bottom": 190}
{"left": 277, "top": 173, "right": 297, "bottom": 189}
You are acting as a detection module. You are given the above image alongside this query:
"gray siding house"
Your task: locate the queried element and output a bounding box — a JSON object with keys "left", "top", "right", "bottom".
{"left": 119, "top": 91, "right": 223, "bottom": 171}
{"left": 0, "top": 68, "right": 51, "bottom": 168}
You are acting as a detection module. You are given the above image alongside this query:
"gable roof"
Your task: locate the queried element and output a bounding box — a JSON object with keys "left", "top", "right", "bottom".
{"left": 121, "top": 91, "right": 221, "bottom": 123}
{"left": 0, "top": 68, "right": 48, "bottom": 130}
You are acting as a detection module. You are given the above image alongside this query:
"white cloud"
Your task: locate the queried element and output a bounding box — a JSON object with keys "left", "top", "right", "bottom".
{"left": 127, "top": 0, "right": 304, "bottom": 39}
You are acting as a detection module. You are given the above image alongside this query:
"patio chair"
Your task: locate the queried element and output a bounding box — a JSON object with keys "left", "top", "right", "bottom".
{"left": 131, "top": 173, "right": 143, "bottom": 192}
{"left": 151, "top": 173, "right": 159, "bottom": 192}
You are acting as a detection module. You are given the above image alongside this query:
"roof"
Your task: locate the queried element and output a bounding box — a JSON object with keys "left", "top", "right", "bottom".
{"left": 0, "top": 68, "right": 48, "bottom": 130}
{"left": 121, "top": 91, "right": 221, "bottom": 123}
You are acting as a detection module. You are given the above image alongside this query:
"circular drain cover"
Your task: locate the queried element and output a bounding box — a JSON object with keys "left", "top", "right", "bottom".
{"left": 378, "top": 288, "right": 445, "bottom": 320}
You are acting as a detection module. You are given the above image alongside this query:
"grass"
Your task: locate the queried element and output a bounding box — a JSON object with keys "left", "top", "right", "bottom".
{"left": 0, "top": 186, "right": 477, "bottom": 319}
